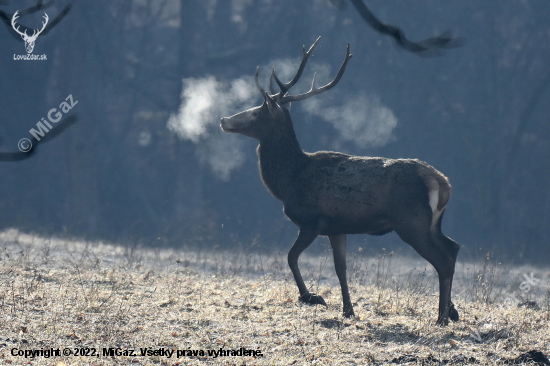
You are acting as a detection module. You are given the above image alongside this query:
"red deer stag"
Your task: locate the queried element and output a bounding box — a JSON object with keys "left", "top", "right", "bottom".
{"left": 221, "top": 37, "right": 459, "bottom": 325}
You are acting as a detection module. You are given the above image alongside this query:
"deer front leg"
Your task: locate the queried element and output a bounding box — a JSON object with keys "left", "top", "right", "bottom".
{"left": 288, "top": 229, "right": 326, "bottom": 307}
{"left": 329, "top": 234, "right": 355, "bottom": 317}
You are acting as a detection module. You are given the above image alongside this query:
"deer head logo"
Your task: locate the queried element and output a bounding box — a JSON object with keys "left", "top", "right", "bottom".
{"left": 11, "top": 11, "right": 49, "bottom": 54}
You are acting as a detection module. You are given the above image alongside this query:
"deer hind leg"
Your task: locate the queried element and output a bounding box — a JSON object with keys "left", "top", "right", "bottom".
{"left": 329, "top": 234, "right": 354, "bottom": 317}
{"left": 426, "top": 176, "right": 459, "bottom": 323}
{"left": 288, "top": 229, "right": 326, "bottom": 307}
{"left": 432, "top": 241, "right": 458, "bottom": 326}
{"left": 432, "top": 232, "right": 459, "bottom": 325}
{"left": 433, "top": 214, "right": 460, "bottom": 322}
{"left": 391, "top": 206, "right": 459, "bottom": 325}
{"left": 402, "top": 230, "right": 457, "bottom": 325}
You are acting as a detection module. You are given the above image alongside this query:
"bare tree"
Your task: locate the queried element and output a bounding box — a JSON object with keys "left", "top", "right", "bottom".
{"left": 221, "top": 37, "right": 460, "bottom": 325}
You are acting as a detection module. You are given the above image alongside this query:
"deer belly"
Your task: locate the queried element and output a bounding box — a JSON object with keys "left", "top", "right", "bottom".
{"left": 284, "top": 202, "right": 391, "bottom": 235}
{"left": 318, "top": 213, "right": 392, "bottom": 236}
{"left": 314, "top": 192, "right": 390, "bottom": 235}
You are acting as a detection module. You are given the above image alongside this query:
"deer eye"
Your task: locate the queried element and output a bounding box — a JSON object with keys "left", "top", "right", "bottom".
{"left": 252, "top": 112, "right": 258, "bottom": 117}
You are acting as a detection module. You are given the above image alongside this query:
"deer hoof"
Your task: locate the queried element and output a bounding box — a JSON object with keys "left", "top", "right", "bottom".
{"left": 343, "top": 307, "right": 355, "bottom": 318}
{"left": 436, "top": 316, "right": 449, "bottom": 326}
{"left": 449, "top": 303, "right": 459, "bottom": 322}
{"left": 299, "top": 293, "right": 327, "bottom": 307}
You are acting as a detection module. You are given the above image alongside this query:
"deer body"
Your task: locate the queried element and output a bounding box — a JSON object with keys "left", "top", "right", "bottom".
{"left": 286, "top": 155, "right": 445, "bottom": 235}
{"left": 221, "top": 37, "right": 459, "bottom": 325}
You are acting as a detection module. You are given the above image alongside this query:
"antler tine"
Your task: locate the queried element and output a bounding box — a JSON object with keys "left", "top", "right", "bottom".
{"left": 271, "top": 67, "right": 285, "bottom": 95}
{"left": 255, "top": 66, "right": 275, "bottom": 102}
{"left": 11, "top": 11, "right": 27, "bottom": 37}
{"left": 272, "top": 36, "right": 322, "bottom": 99}
{"left": 35, "top": 12, "right": 49, "bottom": 36}
{"left": 280, "top": 43, "right": 352, "bottom": 104}
{"left": 11, "top": 10, "right": 19, "bottom": 23}
{"left": 269, "top": 67, "right": 278, "bottom": 95}
{"left": 255, "top": 66, "right": 266, "bottom": 96}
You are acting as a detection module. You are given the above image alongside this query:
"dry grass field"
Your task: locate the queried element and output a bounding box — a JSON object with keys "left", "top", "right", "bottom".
{"left": 1, "top": 229, "right": 549, "bottom": 365}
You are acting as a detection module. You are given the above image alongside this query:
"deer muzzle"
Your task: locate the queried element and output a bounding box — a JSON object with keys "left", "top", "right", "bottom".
{"left": 220, "top": 117, "right": 234, "bottom": 132}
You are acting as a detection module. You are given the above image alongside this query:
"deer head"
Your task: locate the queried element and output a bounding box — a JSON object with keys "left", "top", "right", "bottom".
{"left": 11, "top": 11, "right": 49, "bottom": 54}
{"left": 221, "top": 37, "right": 352, "bottom": 141}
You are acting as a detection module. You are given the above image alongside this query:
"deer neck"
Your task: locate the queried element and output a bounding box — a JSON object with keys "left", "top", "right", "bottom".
{"left": 257, "top": 114, "right": 306, "bottom": 201}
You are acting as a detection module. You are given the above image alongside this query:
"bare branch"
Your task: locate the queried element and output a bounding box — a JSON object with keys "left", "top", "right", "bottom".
{"left": 39, "top": 2, "right": 70, "bottom": 35}
{"left": 18, "top": 0, "right": 53, "bottom": 17}
{"left": 0, "top": 114, "right": 78, "bottom": 162}
{"left": 347, "top": 0, "right": 462, "bottom": 56}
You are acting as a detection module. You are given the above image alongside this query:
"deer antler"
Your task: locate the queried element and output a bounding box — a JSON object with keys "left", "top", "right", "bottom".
{"left": 255, "top": 66, "right": 276, "bottom": 111}
{"left": 10, "top": 11, "right": 48, "bottom": 38}
{"left": 11, "top": 11, "right": 27, "bottom": 37}
{"left": 255, "top": 66, "right": 269, "bottom": 100}
{"left": 256, "top": 37, "right": 352, "bottom": 105}
{"left": 268, "top": 72, "right": 278, "bottom": 95}
{"left": 33, "top": 12, "right": 48, "bottom": 37}
{"left": 270, "top": 36, "right": 321, "bottom": 100}
{"left": 277, "top": 41, "right": 352, "bottom": 104}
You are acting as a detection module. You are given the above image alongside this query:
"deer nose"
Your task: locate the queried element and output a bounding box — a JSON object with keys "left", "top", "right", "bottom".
{"left": 220, "top": 117, "right": 230, "bottom": 131}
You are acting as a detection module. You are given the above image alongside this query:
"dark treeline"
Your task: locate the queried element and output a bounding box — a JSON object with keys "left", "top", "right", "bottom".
{"left": 0, "top": 0, "right": 549, "bottom": 263}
